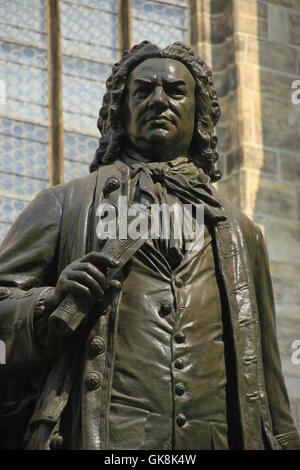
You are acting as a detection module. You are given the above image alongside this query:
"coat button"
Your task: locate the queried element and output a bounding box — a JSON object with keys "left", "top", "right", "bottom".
{"left": 50, "top": 433, "right": 63, "bottom": 450}
{"left": 176, "top": 413, "right": 186, "bottom": 427}
{"left": 160, "top": 301, "right": 172, "bottom": 317}
{"left": 88, "top": 336, "right": 105, "bottom": 356}
{"left": 174, "top": 332, "right": 185, "bottom": 344}
{"left": 104, "top": 177, "right": 120, "bottom": 193}
{"left": 84, "top": 371, "right": 102, "bottom": 391}
{"left": 174, "top": 359, "right": 185, "bottom": 370}
{"left": 175, "top": 384, "right": 185, "bottom": 396}
{"left": 174, "top": 277, "right": 183, "bottom": 288}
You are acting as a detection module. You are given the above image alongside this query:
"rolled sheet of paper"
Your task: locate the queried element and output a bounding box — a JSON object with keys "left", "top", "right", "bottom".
{"left": 48, "top": 212, "right": 150, "bottom": 336}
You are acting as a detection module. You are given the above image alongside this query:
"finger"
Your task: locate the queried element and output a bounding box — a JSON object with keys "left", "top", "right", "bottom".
{"left": 83, "top": 252, "right": 120, "bottom": 268}
{"left": 109, "top": 279, "right": 122, "bottom": 289}
{"left": 74, "top": 262, "right": 108, "bottom": 291}
{"left": 62, "top": 279, "right": 95, "bottom": 300}
{"left": 67, "top": 271, "right": 105, "bottom": 298}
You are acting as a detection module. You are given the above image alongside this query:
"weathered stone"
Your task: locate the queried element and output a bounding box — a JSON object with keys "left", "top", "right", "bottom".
{"left": 235, "top": 0, "right": 267, "bottom": 19}
{"left": 270, "top": 261, "right": 300, "bottom": 280}
{"left": 216, "top": 123, "right": 232, "bottom": 154}
{"left": 297, "top": 187, "right": 300, "bottom": 222}
{"left": 253, "top": 94, "right": 298, "bottom": 151}
{"left": 209, "top": 13, "right": 228, "bottom": 44}
{"left": 289, "top": 13, "right": 300, "bottom": 45}
{"left": 267, "top": 0, "right": 300, "bottom": 9}
{"left": 235, "top": 34, "right": 246, "bottom": 62}
{"left": 235, "top": 13, "right": 268, "bottom": 38}
{"left": 217, "top": 169, "right": 248, "bottom": 211}
{"left": 203, "top": 0, "right": 227, "bottom": 15}
{"left": 280, "top": 152, "right": 300, "bottom": 182}
{"left": 248, "top": 174, "right": 296, "bottom": 219}
{"left": 285, "top": 376, "right": 300, "bottom": 401}
{"left": 266, "top": 219, "right": 300, "bottom": 264}
{"left": 214, "top": 70, "right": 229, "bottom": 98}
{"left": 242, "top": 145, "right": 277, "bottom": 174}
{"left": 228, "top": 64, "right": 237, "bottom": 91}
{"left": 211, "top": 42, "right": 229, "bottom": 71}
{"left": 247, "top": 37, "right": 297, "bottom": 75}
{"left": 259, "top": 69, "right": 297, "bottom": 99}
{"left": 237, "top": 63, "right": 257, "bottom": 90}
{"left": 273, "top": 276, "right": 300, "bottom": 305}
{"left": 268, "top": 5, "right": 290, "bottom": 44}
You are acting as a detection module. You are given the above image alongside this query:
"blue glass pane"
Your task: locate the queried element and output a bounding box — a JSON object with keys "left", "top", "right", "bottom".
{"left": 0, "top": 222, "right": 10, "bottom": 244}
{"left": 132, "top": 0, "right": 189, "bottom": 47}
{"left": 64, "top": 132, "right": 97, "bottom": 163}
{"left": 64, "top": 159, "right": 89, "bottom": 183}
{"left": 0, "top": 195, "right": 27, "bottom": 224}
{"left": 60, "top": 0, "right": 118, "bottom": 61}
{"left": 0, "top": 134, "right": 48, "bottom": 179}
{"left": 0, "top": 173, "right": 47, "bottom": 199}
{"left": 0, "top": 0, "right": 47, "bottom": 48}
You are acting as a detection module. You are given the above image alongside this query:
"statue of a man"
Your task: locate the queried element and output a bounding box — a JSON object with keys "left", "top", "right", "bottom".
{"left": 0, "top": 41, "right": 299, "bottom": 450}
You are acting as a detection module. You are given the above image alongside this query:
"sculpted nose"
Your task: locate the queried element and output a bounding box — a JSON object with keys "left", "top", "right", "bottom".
{"left": 148, "top": 86, "right": 168, "bottom": 110}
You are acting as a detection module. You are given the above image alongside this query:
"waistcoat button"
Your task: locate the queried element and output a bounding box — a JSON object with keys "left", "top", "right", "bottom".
{"left": 175, "top": 384, "right": 185, "bottom": 396}
{"left": 88, "top": 336, "right": 105, "bottom": 356}
{"left": 104, "top": 177, "right": 120, "bottom": 193}
{"left": 160, "top": 301, "right": 172, "bottom": 317}
{"left": 175, "top": 277, "right": 183, "bottom": 288}
{"left": 84, "top": 371, "right": 102, "bottom": 391}
{"left": 174, "top": 359, "right": 185, "bottom": 370}
{"left": 176, "top": 413, "right": 186, "bottom": 427}
{"left": 174, "top": 332, "right": 185, "bottom": 344}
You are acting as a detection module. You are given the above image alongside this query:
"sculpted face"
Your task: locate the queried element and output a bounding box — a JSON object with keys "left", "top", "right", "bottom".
{"left": 124, "top": 58, "right": 195, "bottom": 161}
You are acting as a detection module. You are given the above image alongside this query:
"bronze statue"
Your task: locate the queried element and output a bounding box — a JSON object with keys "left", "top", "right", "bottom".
{"left": 0, "top": 41, "right": 299, "bottom": 450}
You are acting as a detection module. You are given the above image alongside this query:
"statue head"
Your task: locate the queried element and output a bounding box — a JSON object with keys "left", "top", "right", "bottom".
{"left": 90, "top": 41, "right": 222, "bottom": 182}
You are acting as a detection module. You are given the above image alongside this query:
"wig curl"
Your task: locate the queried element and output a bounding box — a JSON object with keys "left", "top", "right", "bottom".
{"left": 90, "top": 40, "right": 222, "bottom": 182}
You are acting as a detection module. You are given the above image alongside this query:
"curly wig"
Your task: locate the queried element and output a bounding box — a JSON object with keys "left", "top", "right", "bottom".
{"left": 90, "top": 40, "right": 222, "bottom": 182}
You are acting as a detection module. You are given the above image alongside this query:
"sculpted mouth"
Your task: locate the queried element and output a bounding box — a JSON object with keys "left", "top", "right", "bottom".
{"left": 145, "top": 115, "right": 173, "bottom": 124}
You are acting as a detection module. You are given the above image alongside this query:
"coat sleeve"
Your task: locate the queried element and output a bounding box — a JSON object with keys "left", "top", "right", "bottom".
{"left": 254, "top": 226, "right": 300, "bottom": 450}
{"left": 0, "top": 187, "right": 63, "bottom": 378}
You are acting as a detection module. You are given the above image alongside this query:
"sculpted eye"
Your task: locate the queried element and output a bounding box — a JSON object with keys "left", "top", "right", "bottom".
{"left": 164, "top": 84, "right": 185, "bottom": 98}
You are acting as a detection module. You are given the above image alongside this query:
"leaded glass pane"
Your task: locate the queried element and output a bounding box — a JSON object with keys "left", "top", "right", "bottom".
{"left": 0, "top": 1, "right": 49, "bottom": 243}
{"left": 132, "top": 0, "right": 190, "bottom": 47}
{"left": 61, "top": 0, "right": 117, "bottom": 182}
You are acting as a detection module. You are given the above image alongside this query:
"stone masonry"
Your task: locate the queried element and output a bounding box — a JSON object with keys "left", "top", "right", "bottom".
{"left": 191, "top": 0, "right": 300, "bottom": 431}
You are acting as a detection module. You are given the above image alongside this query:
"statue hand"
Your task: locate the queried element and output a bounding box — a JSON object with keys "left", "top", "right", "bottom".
{"left": 50, "top": 251, "right": 122, "bottom": 310}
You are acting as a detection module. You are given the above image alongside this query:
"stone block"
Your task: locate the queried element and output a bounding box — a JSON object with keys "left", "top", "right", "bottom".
{"left": 214, "top": 70, "right": 229, "bottom": 98}
{"left": 270, "top": 261, "right": 300, "bottom": 281}
{"left": 242, "top": 145, "right": 277, "bottom": 174}
{"left": 297, "top": 186, "right": 300, "bottom": 221}
{"left": 235, "top": 34, "right": 246, "bottom": 62}
{"left": 289, "top": 13, "right": 300, "bottom": 45}
{"left": 258, "top": 69, "right": 296, "bottom": 100}
{"left": 203, "top": 0, "right": 227, "bottom": 15}
{"left": 209, "top": 13, "right": 228, "bottom": 44}
{"left": 211, "top": 43, "right": 229, "bottom": 71}
{"left": 267, "top": 0, "right": 300, "bottom": 8}
{"left": 235, "top": 13, "right": 268, "bottom": 39}
{"left": 266, "top": 219, "right": 300, "bottom": 264}
{"left": 248, "top": 174, "right": 296, "bottom": 219}
{"left": 285, "top": 376, "right": 300, "bottom": 401}
{"left": 268, "top": 5, "right": 290, "bottom": 44}
{"left": 237, "top": 63, "right": 257, "bottom": 90}
{"left": 235, "top": 0, "right": 267, "bottom": 20}
{"left": 280, "top": 152, "right": 300, "bottom": 182}
{"left": 273, "top": 276, "right": 300, "bottom": 305}
{"left": 253, "top": 94, "right": 298, "bottom": 151}
{"left": 247, "top": 37, "right": 297, "bottom": 75}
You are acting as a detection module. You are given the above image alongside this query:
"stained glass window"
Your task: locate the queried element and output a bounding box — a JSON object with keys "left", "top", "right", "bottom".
{"left": 0, "top": 0, "right": 49, "bottom": 241}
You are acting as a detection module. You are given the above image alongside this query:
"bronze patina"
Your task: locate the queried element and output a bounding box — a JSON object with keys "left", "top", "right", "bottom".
{"left": 0, "top": 41, "right": 299, "bottom": 450}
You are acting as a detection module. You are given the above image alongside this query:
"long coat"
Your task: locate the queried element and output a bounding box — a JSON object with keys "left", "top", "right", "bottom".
{"left": 0, "top": 160, "right": 299, "bottom": 450}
